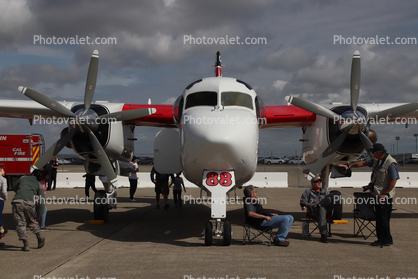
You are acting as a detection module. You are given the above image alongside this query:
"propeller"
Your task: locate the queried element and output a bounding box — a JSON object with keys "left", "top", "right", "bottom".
{"left": 370, "top": 102, "right": 418, "bottom": 121}
{"left": 21, "top": 50, "right": 155, "bottom": 188}
{"left": 289, "top": 50, "right": 418, "bottom": 177}
{"left": 350, "top": 50, "right": 361, "bottom": 114}
{"left": 84, "top": 50, "right": 99, "bottom": 113}
{"left": 286, "top": 51, "right": 371, "bottom": 177}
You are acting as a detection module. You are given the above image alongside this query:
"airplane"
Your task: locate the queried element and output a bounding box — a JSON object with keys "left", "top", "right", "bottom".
{"left": 1, "top": 49, "right": 417, "bottom": 246}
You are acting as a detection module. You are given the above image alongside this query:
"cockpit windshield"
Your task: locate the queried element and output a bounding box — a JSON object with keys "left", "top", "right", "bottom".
{"left": 185, "top": 91, "right": 217, "bottom": 109}
{"left": 221, "top": 91, "right": 253, "bottom": 110}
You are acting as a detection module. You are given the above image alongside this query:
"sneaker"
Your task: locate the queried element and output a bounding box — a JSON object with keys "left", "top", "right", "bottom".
{"left": 40, "top": 227, "right": 50, "bottom": 232}
{"left": 273, "top": 239, "right": 289, "bottom": 247}
{"left": 130, "top": 198, "right": 136, "bottom": 202}
{"left": 0, "top": 229, "right": 8, "bottom": 238}
{"left": 164, "top": 204, "right": 170, "bottom": 210}
{"left": 320, "top": 235, "right": 329, "bottom": 243}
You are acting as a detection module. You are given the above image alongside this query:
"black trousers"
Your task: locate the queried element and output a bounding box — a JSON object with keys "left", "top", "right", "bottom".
{"left": 308, "top": 193, "right": 336, "bottom": 235}
{"left": 375, "top": 198, "right": 393, "bottom": 244}
{"left": 85, "top": 181, "right": 97, "bottom": 198}
{"left": 48, "top": 171, "right": 57, "bottom": 190}
{"left": 129, "top": 179, "right": 138, "bottom": 199}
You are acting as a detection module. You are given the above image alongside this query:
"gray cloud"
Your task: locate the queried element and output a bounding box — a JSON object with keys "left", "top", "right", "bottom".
{"left": 1, "top": 0, "right": 418, "bottom": 154}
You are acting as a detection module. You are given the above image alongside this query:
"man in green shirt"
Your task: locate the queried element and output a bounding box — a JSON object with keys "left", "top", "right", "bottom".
{"left": 12, "top": 170, "right": 46, "bottom": 251}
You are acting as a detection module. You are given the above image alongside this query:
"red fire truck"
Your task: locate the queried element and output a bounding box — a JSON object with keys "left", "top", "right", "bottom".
{"left": 0, "top": 134, "right": 45, "bottom": 190}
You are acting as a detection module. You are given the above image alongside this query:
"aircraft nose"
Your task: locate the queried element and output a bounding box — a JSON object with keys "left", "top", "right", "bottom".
{"left": 181, "top": 110, "right": 259, "bottom": 170}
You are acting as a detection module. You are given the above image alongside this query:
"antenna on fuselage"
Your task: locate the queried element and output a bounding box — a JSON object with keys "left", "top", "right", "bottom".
{"left": 211, "top": 51, "right": 225, "bottom": 77}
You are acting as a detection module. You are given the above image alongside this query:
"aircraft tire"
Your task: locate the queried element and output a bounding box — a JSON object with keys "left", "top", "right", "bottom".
{"left": 223, "top": 221, "right": 231, "bottom": 246}
{"left": 94, "top": 190, "right": 109, "bottom": 222}
{"left": 204, "top": 221, "right": 213, "bottom": 246}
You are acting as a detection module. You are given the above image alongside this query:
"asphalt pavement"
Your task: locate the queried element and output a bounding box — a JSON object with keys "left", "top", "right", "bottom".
{"left": 1, "top": 186, "right": 417, "bottom": 279}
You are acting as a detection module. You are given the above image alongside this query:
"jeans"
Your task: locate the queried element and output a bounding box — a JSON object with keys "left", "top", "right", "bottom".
{"left": 261, "top": 215, "right": 294, "bottom": 242}
{"left": 34, "top": 204, "right": 47, "bottom": 228}
{"left": 0, "top": 199, "right": 4, "bottom": 227}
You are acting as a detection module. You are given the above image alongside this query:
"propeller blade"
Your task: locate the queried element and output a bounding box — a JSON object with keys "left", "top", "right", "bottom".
{"left": 98, "top": 108, "right": 156, "bottom": 122}
{"left": 85, "top": 126, "right": 118, "bottom": 187}
{"left": 350, "top": 50, "right": 361, "bottom": 114}
{"left": 285, "top": 96, "right": 340, "bottom": 120}
{"left": 371, "top": 102, "right": 418, "bottom": 121}
{"left": 308, "top": 129, "right": 349, "bottom": 176}
{"left": 358, "top": 129, "right": 374, "bottom": 157}
{"left": 19, "top": 86, "right": 75, "bottom": 118}
{"left": 34, "top": 128, "right": 77, "bottom": 169}
{"left": 84, "top": 50, "right": 99, "bottom": 112}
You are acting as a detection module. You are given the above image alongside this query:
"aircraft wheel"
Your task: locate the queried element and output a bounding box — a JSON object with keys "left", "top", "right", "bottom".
{"left": 204, "top": 221, "right": 213, "bottom": 246}
{"left": 223, "top": 221, "right": 232, "bottom": 246}
{"left": 94, "top": 190, "right": 109, "bottom": 222}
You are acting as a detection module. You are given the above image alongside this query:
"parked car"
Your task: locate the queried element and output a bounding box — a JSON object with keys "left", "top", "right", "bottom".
{"left": 138, "top": 156, "right": 154, "bottom": 165}
{"left": 57, "top": 158, "right": 71, "bottom": 165}
{"left": 288, "top": 158, "right": 305, "bottom": 165}
{"left": 264, "top": 157, "right": 285, "bottom": 164}
{"left": 71, "top": 158, "right": 85, "bottom": 165}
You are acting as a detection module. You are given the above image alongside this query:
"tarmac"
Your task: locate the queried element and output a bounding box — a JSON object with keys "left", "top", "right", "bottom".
{"left": 1, "top": 184, "right": 418, "bottom": 279}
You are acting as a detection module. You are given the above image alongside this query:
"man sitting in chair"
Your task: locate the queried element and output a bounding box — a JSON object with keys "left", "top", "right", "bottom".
{"left": 243, "top": 185, "right": 294, "bottom": 247}
{"left": 300, "top": 176, "right": 337, "bottom": 243}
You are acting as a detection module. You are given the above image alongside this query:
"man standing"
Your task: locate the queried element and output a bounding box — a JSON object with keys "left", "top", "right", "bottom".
{"left": 300, "top": 176, "right": 338, "bottom": 243}
{"left": 150, "top": 167, "right": 174, "bottom": 210}
{"left": 46, "top": 156, "right": 59, "bottom": 190}
{"left": 243, "top": 185, "right": 293, "bottom": 247}
{"left": 342, "top": 143, "right": 398, "bottom": 246}
{"left": 83, "top": 173, "right": 97, "bottom": 200}
{"left": 129, "top": 157, "right": 139, "bottom": 202}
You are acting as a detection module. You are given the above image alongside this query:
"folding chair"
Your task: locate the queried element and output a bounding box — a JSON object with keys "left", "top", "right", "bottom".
{"left": 353, "top": 192, "right": 376, "bottom": 239}
{"left": 301, "top": 204, "right": 334, "bottom": 238}
{"left": 242, "top": 222, "right": 274, "bottom": 246}
{"left": 242, "top": 201, "right": 274, "bottom": 246}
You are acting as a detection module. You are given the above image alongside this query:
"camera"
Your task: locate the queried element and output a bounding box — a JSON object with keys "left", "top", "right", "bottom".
{"left": 362, "top": 182, "right": 374, "bottom": 192}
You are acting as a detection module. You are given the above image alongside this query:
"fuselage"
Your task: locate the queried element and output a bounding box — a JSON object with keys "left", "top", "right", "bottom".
{"left": 175, "top": 77, "right": 261, "bottom": 187}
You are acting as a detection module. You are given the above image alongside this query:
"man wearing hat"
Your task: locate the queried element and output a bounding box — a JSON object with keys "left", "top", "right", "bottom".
{"left": 300, "top": 176, "right": 337, "bottom": 243}
{"left": 343, "top": 143, "right": 399, "bottom": 246}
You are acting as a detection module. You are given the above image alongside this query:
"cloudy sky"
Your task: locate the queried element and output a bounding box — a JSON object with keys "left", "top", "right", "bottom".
{"left": 0, "top": 0, "right": 418, "bottom": 157}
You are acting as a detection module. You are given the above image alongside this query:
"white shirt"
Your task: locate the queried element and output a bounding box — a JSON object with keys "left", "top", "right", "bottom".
{"left": 129, "top": 162, "right": 138, "bottom": 180}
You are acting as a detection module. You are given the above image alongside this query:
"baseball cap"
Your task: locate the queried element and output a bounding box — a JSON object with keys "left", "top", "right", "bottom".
{"left": 372, "top": 143, "right": 385, "bottom": 153}
{"left": 311, "top": 176, "right": 322, "bottom": 183}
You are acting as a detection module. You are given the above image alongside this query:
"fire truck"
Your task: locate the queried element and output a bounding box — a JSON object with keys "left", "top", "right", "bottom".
{"left": 0, "top": 134, "right": 45, "bottom": 190}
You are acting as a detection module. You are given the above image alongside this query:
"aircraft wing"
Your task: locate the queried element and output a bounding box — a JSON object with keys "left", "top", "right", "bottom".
{"left": 0, "top": 99, "right": 176, "bottom": 128}
{"left": 262, "top": 105, "right": 316, "bottom": 129}
{"left": 262, "top": 103, "right": 418, "bottom": 130}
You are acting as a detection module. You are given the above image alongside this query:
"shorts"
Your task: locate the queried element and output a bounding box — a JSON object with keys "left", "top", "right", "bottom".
{"left": 155, "top": 182, "right": 169, "bottom": 195}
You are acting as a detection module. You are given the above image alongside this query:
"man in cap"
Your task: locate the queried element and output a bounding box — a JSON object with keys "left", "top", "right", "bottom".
{"left": 342, "top": 143, "right": 398, "bottom": 246}
{"left": 300, "top": 176, "right": 338, "bottom": 243}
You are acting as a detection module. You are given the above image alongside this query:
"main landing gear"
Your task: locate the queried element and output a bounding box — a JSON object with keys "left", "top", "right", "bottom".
{"left": 204, "top": 219, "right": 232, "bottom": 246}
{"left": 93, "top": 189, "right": 117, "bottom": 222}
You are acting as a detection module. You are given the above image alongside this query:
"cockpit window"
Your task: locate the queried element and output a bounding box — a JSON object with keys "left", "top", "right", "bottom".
{"left": 185, "top": 91, "right": 217, "bottom": 109}
{"left": 221, "top": 91, "right": 253, "bottom": 110}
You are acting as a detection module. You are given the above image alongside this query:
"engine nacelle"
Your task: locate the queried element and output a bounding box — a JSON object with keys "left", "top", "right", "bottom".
{"left": 68, "top": 104, "right": 135, "bottom": 165}
{"left": 302, "top": 105, "right": 373, "bottom": 165}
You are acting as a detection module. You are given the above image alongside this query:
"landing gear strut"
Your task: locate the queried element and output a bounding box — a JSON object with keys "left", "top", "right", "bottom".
{"left": 204, "top": 219, "right": 232, "bottom": 246}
